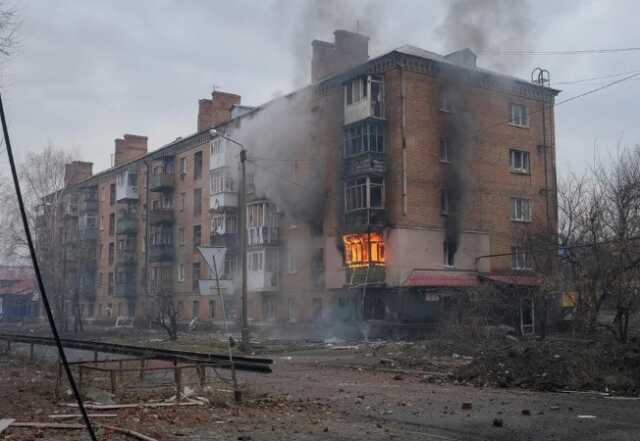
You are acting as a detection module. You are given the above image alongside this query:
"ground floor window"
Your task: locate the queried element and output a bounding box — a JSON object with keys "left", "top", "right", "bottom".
{"left": 263, "top": 297, "right": 275, "bottom": 321}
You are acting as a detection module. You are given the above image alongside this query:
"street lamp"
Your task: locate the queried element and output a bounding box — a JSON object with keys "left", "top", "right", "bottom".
{"left": 209, "top": 128, "right": 250, "bottom": 352}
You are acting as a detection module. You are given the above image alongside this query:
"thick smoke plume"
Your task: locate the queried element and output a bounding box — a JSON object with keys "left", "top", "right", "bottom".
{"left": 276, "top": 0, "right": 387, "bottom": 86}
{"left": 435, "top": 0, "right": 532, "bottom": 73}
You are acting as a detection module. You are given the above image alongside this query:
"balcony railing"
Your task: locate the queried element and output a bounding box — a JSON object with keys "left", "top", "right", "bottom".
{"left": 149, "top": 174, "right": 174, "bottom": 192}
{"left": 209, "top": 232, "right": 239, "bottom": 249}
{"left": 345, "top": 265, "right": 385, "bottom": 286}
{"left": 149, "top": 208, "right": 175, "bottom": 225}
{"left": 149, "top": 243, "right": 174, "bottom": 263}
{"left": 345, "top": 208, "right": 387, "bottom": 232}
{"left": 209, "top": 192, "right": 238, "bottom": 210}
{"left": 343, "top": 152, "right": 386, "bottom": 177}
{"left": 248, "top": 270, "right": 278, "bottom": 292}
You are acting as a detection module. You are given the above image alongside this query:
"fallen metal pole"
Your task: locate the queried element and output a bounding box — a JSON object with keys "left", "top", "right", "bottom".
{"left": 0, "top": 93, "right": 98, "bottom": 440}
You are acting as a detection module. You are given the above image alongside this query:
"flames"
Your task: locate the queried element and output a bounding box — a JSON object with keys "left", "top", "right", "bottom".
{"left": 342, "top": 232, "right": 385, "bottom": 267}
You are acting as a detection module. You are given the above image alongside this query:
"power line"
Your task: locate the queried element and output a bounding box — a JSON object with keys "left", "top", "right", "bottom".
{"left": 481, "top": 47, "right": 640, "bottom": 56}
{"left": 556, "top": 69, "right": 640, "bottom": 85}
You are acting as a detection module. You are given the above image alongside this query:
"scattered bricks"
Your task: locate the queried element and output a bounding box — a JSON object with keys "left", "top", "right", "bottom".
{"left": 461, "top": 402, "right": 472, "bottom": 410}
{"left": 521, "top": 409, "right": 531, "bottom": 416}
{"left": 493, "top": 418, "right": 504, "bottom": 427}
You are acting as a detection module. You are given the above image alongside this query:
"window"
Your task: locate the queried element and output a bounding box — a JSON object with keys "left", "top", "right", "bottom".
{"left": 345, "top": 177, "right": 384, "bottom": 211}
{"left": 512, "top": 246, "right": 532, "bottom": 270}
{"left": 208, "top": 300, "right": 215, "bottom": 320}
{"left": 443, "top": 241, "right": 456, "bottom": 267}
{"left": 194, "top": 188, "right": 202, "bottom": 216}
{"left": 287, "top": 249, "right": 297, "bottom": 274}
{"left": 194, "top": 151, "right": 203, "bottom": 180}
{"left": 100, "top": 215, "right": 104, "bottom": 231}
{"left": 287, "top": 299, "right": 295, "bottom": 322}
{"left": 180, "top": 193, "right": 185, "bottom": 211}
{"left": 210, "top": 169, "right": 234, "bottom": 194}
{"left": 98, "top": 272, "right": 104, "bottom": 288}
{"left": 109, "top": 183, "right": 116, "bottom": 205}
{"left": 440, "top": 137, "right": 450, "bottom": 162}
{"left": 180, "top": 157, "right": 187, "bottom": 175}
{"left": 249, "top": 251, "right": 264, "bottom": 271}
{"left": 344, "top": 122, "right": 384, "bottom": 157}
{"left": 511, "top": 198, "right": 532, "bottom": 222}
{"left": 345, "top": 77, "right": 367, "bottom": 105}
{"left": 192, "top": 262, "right": 201, "bottom": 291}
{"left": 440, "top": 91, "right": 453, "bottom": 112}
{"left": 210, "top": 138, "right": 221, "bottom": 156}
{"left": 178, "top": 227, "right": 185, "bottom": 246}
{"left": 212, "top": 213, "right": 237, "bottom": 235}
{"left": 108, "top": 242, "right": 114, "bottom": 265}
{"left": 343, "top": 233, "right": 385, "bottom": 266}
{"left": 117, "top": 239, "right": 124, "bottom": 255}
{"left": 263, "top": 297, "right": 275, "bottom": 321}
{"left": 509, "top": 149, "right": 530, "bottom": 173}
{"left": 509, "top": 103, "right": 528, "bottom": 127}
{"left": 193, "top": 225, "right": 202, "bottom": 251}
{"left": 441, "top": 189, "right": 449, "bottom": 214}
{"left": 178, "top": 264, "right": 184, "bottom": 282}
{"left": 177, "top": 301, "right": 183, "bottom": 316}
{"left": 108, "top": 213, "right": 115, "bottom": 236}
{"left": 108, "top": 272, "right": 114, "bottom": 295}
{"left": 224, "top": 254, "right": 238, "bottom": 279}
{"left": 192, "top": 300, "right": 199, "bottom": 318}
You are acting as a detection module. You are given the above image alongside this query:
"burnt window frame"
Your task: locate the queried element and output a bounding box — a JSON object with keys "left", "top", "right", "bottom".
{"left": 345, "top": 176, "right": 385, "bottom": 212}
{"left": 343, "top": 121, "right": 384, "bottom": 158}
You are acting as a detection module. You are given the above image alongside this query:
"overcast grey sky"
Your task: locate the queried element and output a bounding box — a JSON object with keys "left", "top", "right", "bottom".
{"left": 2, "top": 0, "right": 640, "bottom": 176}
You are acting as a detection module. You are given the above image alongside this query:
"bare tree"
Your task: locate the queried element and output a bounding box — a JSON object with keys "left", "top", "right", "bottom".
{"left": 154, "top": 287, "right": 178, "bottom": 341}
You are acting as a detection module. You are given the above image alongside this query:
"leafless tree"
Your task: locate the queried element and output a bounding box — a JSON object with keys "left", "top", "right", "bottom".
{"left": 154, "top": 286, "right": 178, "bottom": 341}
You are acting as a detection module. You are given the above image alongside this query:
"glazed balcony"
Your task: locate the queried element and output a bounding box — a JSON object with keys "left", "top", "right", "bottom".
{"left": 345, "top": 208, "right": 387, "bottom": 232}
{"left": 209, "top": 191, "right": 238, "bottom": 210}
{"left": 116, "top": 213, "right": 138, "bottom": 234}
{"left": 149, "top": 208, "right": 175, "bottom": 225}
{"left": 345, "top": 265, "right": 385, "bottom": 286}
{"left": 149, "top": 244, "right": 174, "bottom": 263}
{"left": 343, "top": 152, "right": 385, "bottom": 177}
{"left": 247, "top": 226, "right": 279, "bottom": 247}
{"left": 79, "top": 226, "right": 98, "bottom": 242}
{"left": 149, "top": 173, "right": 174, "bottom": 192}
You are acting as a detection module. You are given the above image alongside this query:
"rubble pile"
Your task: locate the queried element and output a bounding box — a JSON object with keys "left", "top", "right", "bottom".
{"left": 454, "top": 337, "right": 640, "bottom": 394}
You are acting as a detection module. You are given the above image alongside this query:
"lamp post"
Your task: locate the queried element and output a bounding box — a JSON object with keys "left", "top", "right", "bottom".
{"left": 209, "top": 129, "right": 249, "bottom": 351}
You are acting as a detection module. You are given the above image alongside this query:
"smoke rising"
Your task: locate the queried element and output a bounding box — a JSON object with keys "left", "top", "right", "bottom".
{"left": 435, "top": 0, "right": 533, "bottom": 73}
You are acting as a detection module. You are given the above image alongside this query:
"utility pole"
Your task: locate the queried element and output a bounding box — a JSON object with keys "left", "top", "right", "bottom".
{"left": 239, "top": 148, "right": 249, "bottom": 351}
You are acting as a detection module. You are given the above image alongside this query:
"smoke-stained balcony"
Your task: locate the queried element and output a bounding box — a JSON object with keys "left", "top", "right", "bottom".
{"left": 248, "top": 226, "right": 279, "bottom": 246}
{"left": 79, "top": 188, "right": 98, "bottom": 213}
{"left": 209, "top": 167, "right": 237, "bottom": 210}
{"left": 149, "top": 244, "right": 174, "bottom": 263}
{"left": 248, "top": 247, "right": 279, "bottom": 292}
{"left": 344, "top": 176, "right": 387, "bottom": 231}
{"left": 149, "top": 157, "right": 175, "bottom": 192}
{"left": 246, "top": 201, "right": 279, "bottom": 247}
{"left": 116, "top": 208, "right": 138, "bottom": 234}
{"left": 149, "top": 208, "right": 175, "bottom": 225}
{"left": 115, "top": 265, "right": 137, "bottom": 298}
{"left": 344, "top": 75, "right": 385, "bottom": 125}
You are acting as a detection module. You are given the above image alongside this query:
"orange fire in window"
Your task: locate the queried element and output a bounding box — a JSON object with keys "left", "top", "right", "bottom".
{"left": 343, "top": 232, "right": 385, "bottom": 267}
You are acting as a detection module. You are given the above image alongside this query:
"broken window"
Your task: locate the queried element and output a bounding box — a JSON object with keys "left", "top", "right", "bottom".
{"left": 193, "top": 224, "right": 201, "bottom": 250}
{"left": 108, "top": 242, "right": 114, "bottom": 265}
{"left": 344, "top": 122, "right": 384, "bottom": 157}
{"left": 443, "top": 241, "right": 456, "bottom": 267}
{"left": 512, "top": 246, "right": 532, "bottom": 270}
{"left": 345, "top": 177, "right": 385, "bottom": 211}
{"left": 511, "top": 198, "right": 532, "bottom": 222}
{"left": 441, "top": 189, "right": 449, "bottom": 214}
{"left": 509, "top": 103, "right": 528, "bottom": 127}
{"left": 509, "top": 149, "right": 530, "bottom": 173}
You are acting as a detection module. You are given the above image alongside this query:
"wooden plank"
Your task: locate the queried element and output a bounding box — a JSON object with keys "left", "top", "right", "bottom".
{"left": 63, "top": 400, "right": 204, "bottom": 410}
{"left": 49, "top": 413, "right": 117, "bottom": 419}
{"left": 0, "top": 418, "right": 15, "bottom": 434}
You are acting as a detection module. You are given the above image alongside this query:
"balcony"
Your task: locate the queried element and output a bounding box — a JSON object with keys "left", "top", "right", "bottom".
{"left": 149, "top": 244, "right": 175, "bottom": 263}
{"left": 79, "top": 198, "right": 98, "bottom": 213}
{"left": 247, "top": 226, "right": 279, "bottom": 246}
{"left": 209, "top": 232, "right": 239, "bottom": 249}
{"left": 116, "top": 214, "right": 138, "bottom": 234}
{"left": 345, "top": 265, "right": 385, "bottom": 286}
{"left": 118, "top": 250, "right": 136, "bottom": 265}
{"left": 149, "top": 174, "right": 174, "bottom": 192}
{"left": 248, "top": 270, "right": 278, "bottom": 292}
{"left": 344, "top": 75, "right": 385, "bottom": 125}
{"left": 149, "top": 208, "right": 175, "bottom": 225}
{"left": 345, "top": 209, "right": 387, "bottom": 232}
{"left": 115, "top": 278, "right": 137, "bottom": 298}
{"left": 209, "top": 192, "right": 238, "bottom": 210}
{"left": 79, "top": 227, "right": 98, "bottom": 242}
{"left": 344, "top": 152, "right": 386, "bottom": 177}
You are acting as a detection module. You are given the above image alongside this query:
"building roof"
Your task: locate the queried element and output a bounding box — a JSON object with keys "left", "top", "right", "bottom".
{"left": 0, "top": 265, "right": 36, "bottom": 297}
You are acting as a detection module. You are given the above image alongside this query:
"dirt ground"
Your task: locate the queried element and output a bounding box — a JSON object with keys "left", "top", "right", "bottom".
{"left": 1, "top": 336, "right": 640, "bottom": 441}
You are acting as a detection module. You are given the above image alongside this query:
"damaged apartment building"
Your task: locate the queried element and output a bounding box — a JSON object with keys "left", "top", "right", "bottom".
{"left": 36, "top": 29, "right": 558, "bottom": 336}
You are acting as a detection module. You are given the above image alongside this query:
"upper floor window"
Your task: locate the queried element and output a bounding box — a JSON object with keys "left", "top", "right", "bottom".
{"left": 210, "top": 138, "right": 222, "bottom": 156}
{"left": 345, "top": 177, "right": 384, "bottom": 211}
{"left": 109, "top": 183, "right": 116, "bottom": 205}
{"left": 512, "top": 246, "right": 532, "bottom": 270}
{"left": 509, "top": 103, "right": 528, "bottom": 127}
{"left": 193, "top": 225, "right": 202, "bottom": 250}
{"left": 345, "top": 77, "right": 367, "bottom": 105}
{"left": 210, "top": 169, "right": 234, "bottom": 194}
{"left": 344, "top": 122, "right": 384, "bottom": 157}
{"left": 180, "top": 157, "right": 187, "bottom": 175}
{"left": 440, "top": 137, "right": 450, "bottom": 162}
{"left": 193, "top": 188, "right": 202, "bottom": 216}
{"left": 194, "top": 151, "right": 203, "bottom": 180}
{"left": 511, "top": 198, "right": 532, "bottom": 222}
{"left": 509, "top": 149, "right": 530, "bottom": 173}
{"left": 108, "top": 213, "right": 115, "bottom": 235}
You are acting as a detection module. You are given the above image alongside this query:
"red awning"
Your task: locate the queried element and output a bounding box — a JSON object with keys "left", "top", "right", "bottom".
{"left": 404, "top": 270, "right": 479, "bottom": 287}
{"left": 480, "top": 274, "right": 542, "bottom": 287}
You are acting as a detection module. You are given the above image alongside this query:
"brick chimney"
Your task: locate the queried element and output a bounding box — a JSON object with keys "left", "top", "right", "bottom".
{"left": 197, "top": 90, "right": 242, "bottom": 132}
{"left": 114, "top": 134, "right": 148, "bottom": 167}
{"left": 64, "top": 161, "right": 93, "bottom": 188}
{"left": 311, "top": 30, "right": 369, "bottom": 82}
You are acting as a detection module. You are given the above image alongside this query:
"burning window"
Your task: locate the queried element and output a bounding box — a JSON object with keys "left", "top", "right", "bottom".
{"left": 343, "top": 232, "right": 385, "bottom": 267}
